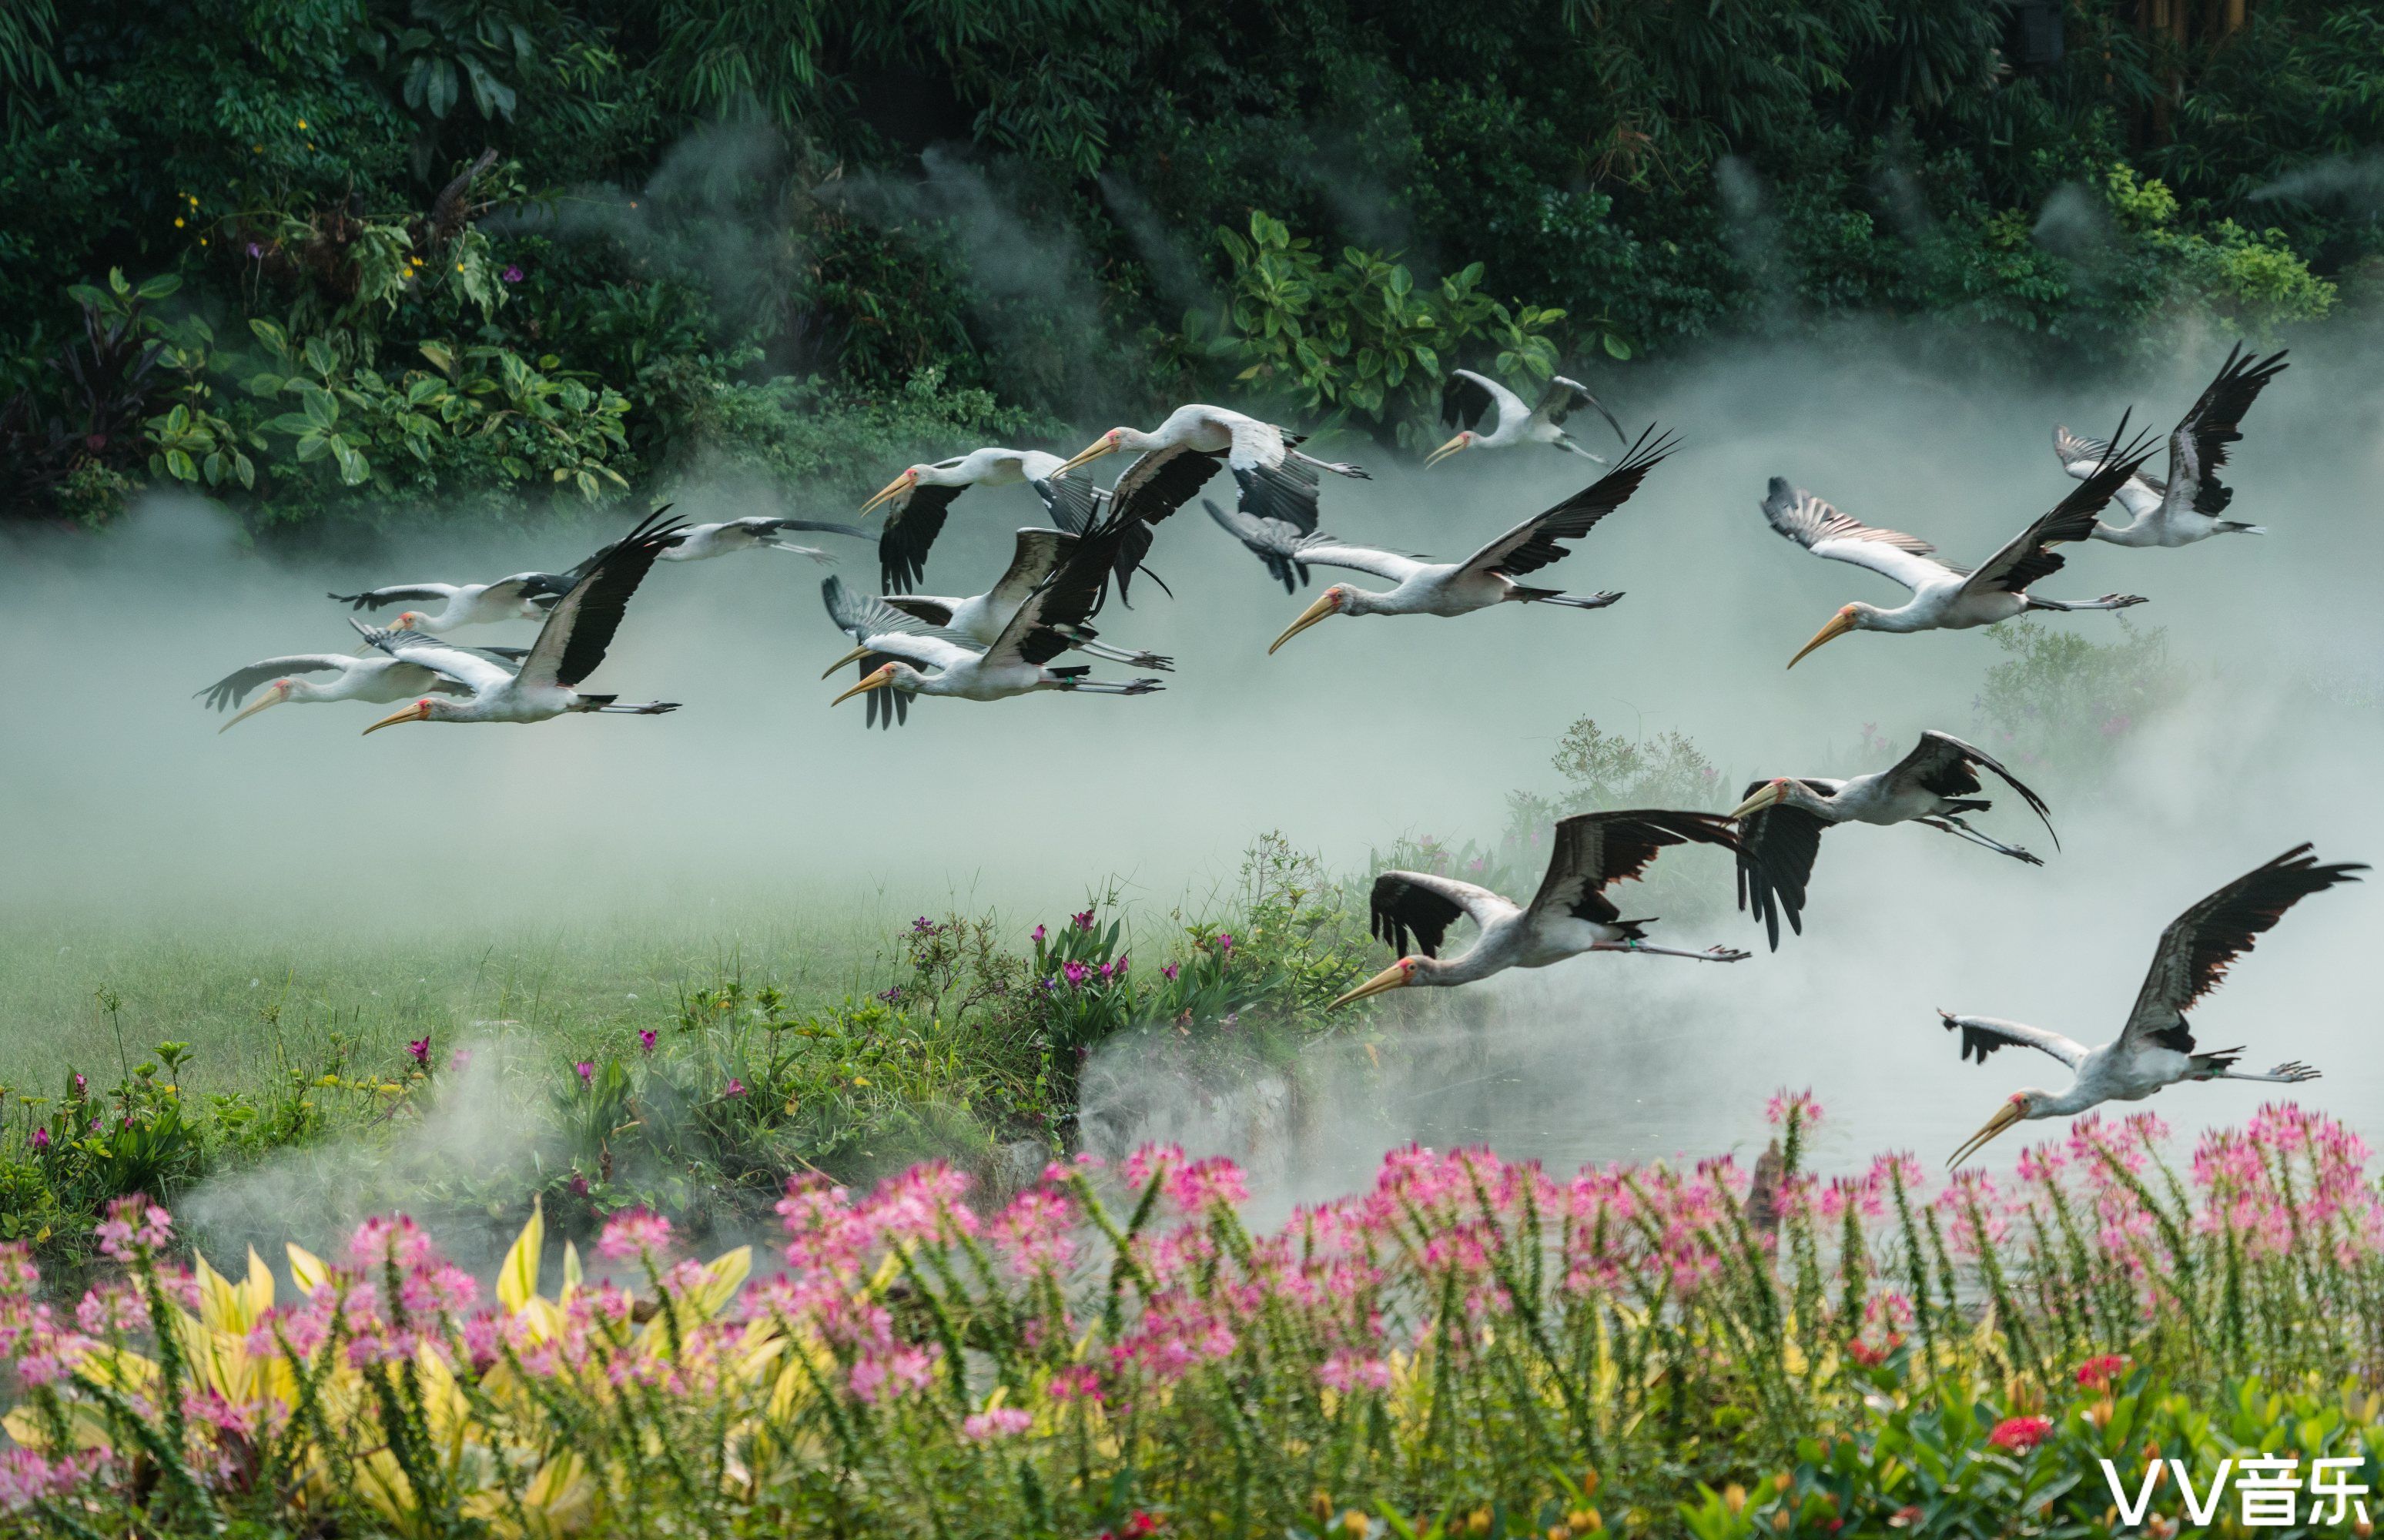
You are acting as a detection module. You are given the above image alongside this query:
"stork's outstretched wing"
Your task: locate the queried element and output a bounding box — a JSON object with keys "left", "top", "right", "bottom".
{"left": 1456, "top": 426, "right": 1676, "bottom": 580}
{"left": 1761, "top": 481, "right": 1952, "bottom": 593}
{"left": 518, "top": 507, "right": 686, "bottom": 690}
{"left": 1535, "top": 375, "right": 1626, "bottom": 444}
{"left": 877, "top": 484, "right": 967, "bottom": 594}
{"left": 2119, "top": 845, "right": 2366, "bottom": 1050}
{"left": 989, "top": 528, "right": 1076, "bottom": 609}
{"left": 1880, "top": 731, "right": 2056, "bottom": 845}
{"left": 1735, "top": 783, "right": 1833, "bottom": 951}
{"left": 2158, "top": 343, "right": 2289, "bottom": 521}
{"left": 983, "top": 511, "right": 1140, "bottom": 670}
{"left": 196, "top": 655, "right": 357, "bottom": 711}
{"left": 1938, "top": 1012, "right": 2089, "bottom": 1069}
{"left": 1441, "top": 369, "right": 1522, "bottom": 435}
{"left": 1525, "top": 808, "right": 1743, "bottom": 929}
{"left": 352, "top": 622, "right": 514, "bottom": 695}
{"left": 1368, "top": 871, "right": 1517, "bottom": 958}
{"left": 328, "top": 584, "right": 460, "bottom": 611}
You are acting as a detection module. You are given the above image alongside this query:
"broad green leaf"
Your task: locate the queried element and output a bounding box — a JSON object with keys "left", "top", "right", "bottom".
{"left": 497, "top": 1202, "right": 544, "bottom": 1313}
{"left": 136, "top": 273, "right": 182, "bottom": 301}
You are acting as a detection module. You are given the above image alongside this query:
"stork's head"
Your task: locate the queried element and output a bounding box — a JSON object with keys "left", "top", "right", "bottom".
{"left": 1423, "top": 429, "right": 1476, "bottom": 468}
{"left": 392, "top": 611, "right": 424, "bottom": 631}
{"left": 1947, "top": 1090, "right": 2043, "bottom": 1168}
{"left": 829, "top": 661, "right": 922, "bottom": 706}
{"left": 1053, "top": 428, "right": 1128, "bottom": 477}
{"left": 1267, "top": 584, "right": 1351, "bottom": 654}
{"left": 1328, "top": 956, "right": 1421, "bottom": 1010}
{"left": 1726, "top": 778, "right": 1795, "bottom": 822}
{"left": 859, "top": 466, "right": 922, "bottom": 516}
{"left": 1786, "top": 604, "right": 1873, "bottom": 669}
{"left": 219, "top": 679, "right": 294, "bottom": 733}
{"left": 361, "top": 697, "right": 444, "bottom": 735}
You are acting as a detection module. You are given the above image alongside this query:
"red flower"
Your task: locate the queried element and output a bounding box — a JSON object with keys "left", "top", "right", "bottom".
{"left": 1987, "top": 1414, "right": 2053, "bottom": 1453}
{"left": 1123, "top": 1514, "right": 1161, "bottom": 1538}
{"left": 2074, "top": 1353, "right": 2127, "bottom": 1389}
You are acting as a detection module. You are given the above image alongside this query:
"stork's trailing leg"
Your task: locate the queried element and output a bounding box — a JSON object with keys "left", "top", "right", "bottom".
{"left": 1920, "top": 816, "right": 2045, "bottom": 866}
{"left": 1288, "top": 448, "right": 1371, "bottom": 480}
{"left": 2025, "top": 592, "right": 2148, "bottom": 612}
{"left": 2214, "top": 1060, "right": 2322, "bottom": 1085}
{"left": 1056, "top": 678, "right": 1166, "bottom": 696}
{"left": 1595, "top": 940, "right": 1752, "bottom": 963}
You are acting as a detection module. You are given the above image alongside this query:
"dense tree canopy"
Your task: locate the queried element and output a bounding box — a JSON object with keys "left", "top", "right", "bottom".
{"left": 2, "top": 0, "right": 2375, "bottom": 527}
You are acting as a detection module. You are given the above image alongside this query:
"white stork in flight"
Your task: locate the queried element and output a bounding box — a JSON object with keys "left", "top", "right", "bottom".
{"left": 1330, "top": 809, "right": 1756, "bottom": 1009}
{"left": 822, "top": 511, "right": 1164, "bottom": 725}
{"left": 354, "top": 510, "right": 687, "bottom": 732}
{"left": 856, "top": 447, "right": 1072, "bottom": 594}
{"left": 1428, "top": 370, "right": 1626, "bottom": 467}
{"left": 875, "top": 527, "right": 1171, "bottom": 671}
{"left": 568, "top": 515, "right": 872, "bottom": 573}
{"left": 1238, "top": 427, "right": 1676, "bottom": 653}
{"left": 2054, "top": 343, "right": 2289, "bottom": 547}
{"left": 1767, "top": 416, "right": 2158, "bottom": 668}
{"left": 329, "top": 569, "right": 578, "bottom": 632}
{"left": 1727, "top": 730, "right": 2056, "bottom": 949}
{"left": 1942, "top": 843, "right": 2363, "bottom": 1167}
{"left": 198, "top": 645, "right": 523, "bottom": 732}
{"left": 1053, "top": 403, "right": 1369, "bottom": 598}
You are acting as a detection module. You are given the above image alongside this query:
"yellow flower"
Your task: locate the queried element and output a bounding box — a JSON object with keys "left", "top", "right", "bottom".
{"left": 174, "top": 217, "right": 186, "bottom": 227}
{"left": 296, "top": 118, "right": 308, "bottom": 129}
{"left": 253, "top": 143, "right": 263, "bottom": 153}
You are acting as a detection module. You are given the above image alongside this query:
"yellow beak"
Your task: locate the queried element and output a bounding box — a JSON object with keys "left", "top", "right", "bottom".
{"left": 1947, "top": 1100, "right": 2027, "bottom": 1169}
{"left": 1787, "top": 611, "right": 1857, "bottom": 669}
{"left": 830, "top": 668, "right": 896, "bottom": 707}
{"left": 1726, "top": 783, "right": 1786, "bottom": 822}
{"left": 1422, "top": 433, "right": 1471, "bottom": 468}
{"left": 1052, "top": 437, "right": 1119, "bottom": 477}
{"left": 219, "top": 683, "right": 290, "bottom": 734}
{"left": 1328, "top": 961, "right": 1412, "bottom": 1011}
{"left": 361, "top": 701, "right": 429, "bottom": 735}
{"left": 858, "top": 473, "right": 913, "bottom": 517}
{"left": 820, "top": 644, "right": 872, "bottom": 680}
{"left": 1268, "top": 592, "right": 1340, "bottom": 654}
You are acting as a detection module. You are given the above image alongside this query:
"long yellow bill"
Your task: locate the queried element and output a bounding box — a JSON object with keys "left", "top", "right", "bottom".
{"left": 361, "top": 701, "right": 430, "bottom": 735}
{"left": 1947, "top": 1100, "right": 2027, "bottom": 1168}
{"left": 219, "top": 683, "right": 291, "bottom": 734}
{"left": 820, "top": 644, "right": 873, "bottom": 680}
{"left": 1422, "top": 433, "right": 1472, "bottom": 468}
{"left": 1726, "top": 783, "right": 1785, "bottom": 822}
{"left": 830, "top": 667, "right": 896, "bottom": 707}
{"left": 1786, "top": 611, "right": 1857, "bottom": 669}
{"left": 1052, "top": 436, "right": 1119, "bottom": 477}
{"left": 858, "top": 473, "right": 912, "bottom": 516}
{"left": 1328, "top": 961, "right": 1411, "bottom": 1011}
{"left": 1268, "top": 592, "right": 1340, "bottom": 654}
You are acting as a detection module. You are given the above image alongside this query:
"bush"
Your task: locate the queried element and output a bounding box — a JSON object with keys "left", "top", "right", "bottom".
{"left": 1973, "top": 618, "right": 2180, "bottom": 778}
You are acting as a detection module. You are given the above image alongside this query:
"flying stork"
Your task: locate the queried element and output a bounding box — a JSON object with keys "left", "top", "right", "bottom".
{"left": 822, "top": 512, "right": 1165, "bottom": 724}
{"left": 354, "top": 509, "right": 688, "bottom": 732}
{"left": 1330, "top": 809, "right": 1757, "bottom": 1009}
{"left": 197, "top": 646, "right": 523, "bottom": 732}
{"left": 1428, "top": 370, "right": 1626, "bottom": 467}
{"left": 875, "top": 527, "right": 1171, "bottom": 671}
{"left": 1053, "top": 403, "right": 1369, "bottom": 599}
{"left": 568, "top": 514, "right": 872, "bottom": 573}
{"left": 1942, "top": 844, "right": 2362, "bottom": 1167}
{"left": 856, "top": 447, "right": 1077, "bottom": 594}
{"left": 1245, "top": 427, "right": 1677, "bottom": 653}
{"left": 1766, "top": 417, "right": 2158, "bottom": 668}
{"left": 1727, "top": 730, "right": 2057, "bottom": 949}
{"left": 2054, "top": 343, "right": 2289, "bottom": 547}
{"left": 329, "top": 570, "right": 578, "bottom": 632}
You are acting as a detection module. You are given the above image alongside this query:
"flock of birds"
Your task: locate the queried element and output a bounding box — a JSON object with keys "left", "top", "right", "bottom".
{"left": 198, "top": 347, "right": 2362, "bottom": 1167}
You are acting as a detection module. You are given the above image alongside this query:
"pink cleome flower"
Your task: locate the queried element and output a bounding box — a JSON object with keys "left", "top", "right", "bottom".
{"left": 597, "top": 1207, "right": 675, "bottom": 1263}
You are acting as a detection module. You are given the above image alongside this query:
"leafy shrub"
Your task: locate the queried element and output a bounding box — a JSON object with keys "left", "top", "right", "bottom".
{"left": 1974, "top": 619, "right": 2180, "bottom": 778}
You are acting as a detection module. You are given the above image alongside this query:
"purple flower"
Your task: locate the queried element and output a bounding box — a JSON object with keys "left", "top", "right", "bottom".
{"left": 637, "top": 1029, "right": 656, "bottom": 1053}
{"left": 574, "top": 1061, "right": 594, "bottom": 1084}
{"left": 501, "top": 263, "right": 524, "bottom": 283}
{"left": 31, "top": 1128, "right": 49, "bottom": 1150}
{"left": 911, "top": 916, "right": 936, "bottom": 934}
{"left": 877, "top": 986, "right": 903, "bottom": 1005}
{"left": 1071, "top": 909, "right": 1095, "bottom": 932}
{"left": 1162, "top": 963, "right": 1179, "bottom": 981}
{"left": 449, "top": 1047, "right": 472, "bottom": 1072}
{"left": 569, "top": 1173, "right": 590, "bottom": 1197}
{"left": 1215, "top": 932, "right": 1234, "bottom": 956}
{"left": 246, "top": 241, "right": 264, "bottom": 259}
{"left": 725, "top": 1078, "right": 747, "bottom": 1097}
{"left": 72, "top": 1074, "right": 85, "bottom": 1096}
{"left": 407, "top": 1036, "right": 430, "bottom": 1066}
{"left": 1098, "top": 962, "right": 1114, "bottom": 982}
{"left": 1062, "top": 961, "right": 1091, "bottom": 988}
{"left": 1031, "top": 924, "right": 1046, "bottom": 943}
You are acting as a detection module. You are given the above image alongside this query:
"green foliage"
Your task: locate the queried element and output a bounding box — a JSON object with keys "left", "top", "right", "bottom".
{"left": 1975, "top": 619, "right": 2180, "bottom": 779}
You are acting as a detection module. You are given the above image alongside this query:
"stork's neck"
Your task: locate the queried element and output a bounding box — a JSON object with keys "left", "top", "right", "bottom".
{"left": 2034, "top": 1083, "right": 2099, "bottom": 1118}
{"left": 1854, "top": 601, "right": 1930, "bottom": 634}
{"left": 1341, "top": 585, "right": 1401, "bottom": 618}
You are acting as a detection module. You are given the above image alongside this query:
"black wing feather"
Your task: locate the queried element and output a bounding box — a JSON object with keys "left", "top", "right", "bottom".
{"left": 1369, "top": 875, "right": 1468, "bottom": 959}
{"left": 546, "top": 507, "right": 685, "bottom": 689}
{"left": 879, "top": 484, "right": 966, "bottom": 594}
{"left": 1735, "top": 795, "right": 1830, "bottom": 952}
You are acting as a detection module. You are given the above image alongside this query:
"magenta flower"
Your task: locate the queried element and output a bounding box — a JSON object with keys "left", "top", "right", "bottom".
{"left": 1215, "top": 932, "right": 1234, "bottom": 956}
{"left": 31, "top": 1127, "right": 50, "bottom": 1150}
{"left": 961, "top": 1407, "right": 1033, "bottom": 1440}
{"left": 1031, "top": 924, "right": 1046, "bottom": 943}
{"left": 449, "top": 1047, "right": 472, "bottom": 1072}
{"left": 71, "top": 1074, "right": 85, "bottom": 1096}
{"left": 878, "top": 985, "right": 903, "bottom": 1004}
{"left": 596, "top": 1207, "right": 674, "bottom": 1262}
{"left": 637, "top": 1029, "right": 656, "bottom": 1053}
{"left": 95, "top": 1195, "right": 172, "bottom": 1261}
{"left": 725, "top": 1078, "right": 747, "bottom": 1097}
{"left": 1072, "top": 909, "right": 1095, "bottom": 931}
{"left": 501, "top": 263, "right": 524, "bottom": 283}
{"left": 575, "top": 1061, "right": 594, "bottom": 1084}
{"left": 569, "top": 1173, "right": 591, "bottom": 1197}
{"left": 407, "top": 1036, "right": 430, "bottom": 1066}
{"left": 1161, "top": 962, "right": 1179, "bottom": 981}
{"left": 1062, "top": 961, "right": 1090, "bottom": 988}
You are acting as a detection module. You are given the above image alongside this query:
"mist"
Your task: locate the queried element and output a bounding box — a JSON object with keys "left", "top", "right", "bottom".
{"left": 8, "top": 314, "right": 2384, "bottom": 1220}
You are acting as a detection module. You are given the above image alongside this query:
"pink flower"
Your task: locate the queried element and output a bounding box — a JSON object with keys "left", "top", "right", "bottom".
{"left": 1317, "top": 1351, "right": 1391, "bottom": 1393}
{"left": 1161, "top": 963, "right": 1179, "bottom": 981}
{"left": 1765, "top": 1089, "right": 1824, "bottom": 1127}
{"left": 725, "top": 1078, "right": 747, "bottom": 1097}
{"left": 1162, "top": 1156, "right": 1248, "bottom": 1214}
{"left": 1987, "top": 1414, "right": 2053, "bottom": 1453}
{"left": 1063, "top": 961, "right": 1090, "bottom": 987}
{"left": 960, "top": 1406, "right": 1033, "bottom": 1440}
{"left": 2074, "top": 1354, "right": 2126, "bottom": 1389}
{"left": 348, "top": 1214, "right": 433, "bottom": 1271}
{"left": 575, "top": 1061, "right": 594, "bottom": 1083}
{"left": 1071, "top": 909, "right": 1095, "bottom": 932}
{"left": 1214, "top": 932, "right": 1234, "bottom": 956}
{"left": 29, "top": 1128, "right": 48, "bottom": 1150}
{"left": 407, "top": 1036, "right": 430, "bottom": 1066}
{"left": 1032, "top": 924, "right": 1046, "bottom": 943}
{"left": 598, "top": 1207, "right": 674, "bottom": 1263}
{"left": 94, "top": 1196, "right": 172, "bottom": 1261}
{"left": 501, "top": 263, "right": 525, "bottom": 283}
{"left": 449, "top": 1047, "right": 472, "bottom": 1072}
{"left": 638, "top": 1029, "right": 656, "bottom": 1053}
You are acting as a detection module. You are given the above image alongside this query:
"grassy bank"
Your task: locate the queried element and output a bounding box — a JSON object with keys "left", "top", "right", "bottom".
{"left": 5, "top": 1096, "right": 2379, "bottom": 1536}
